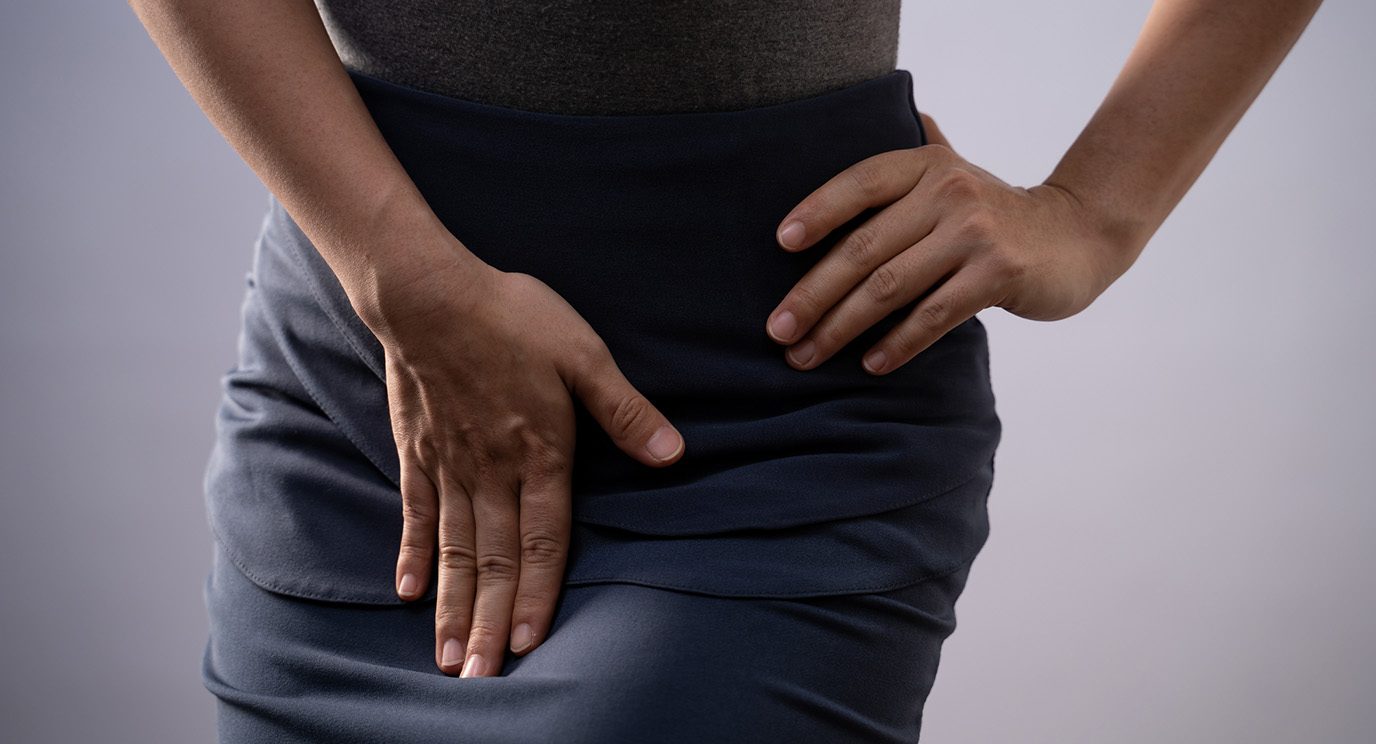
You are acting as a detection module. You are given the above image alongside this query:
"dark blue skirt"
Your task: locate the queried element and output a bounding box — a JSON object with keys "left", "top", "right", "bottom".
{"left": 201, "top": 65, "right": 1001, "bottom": 741}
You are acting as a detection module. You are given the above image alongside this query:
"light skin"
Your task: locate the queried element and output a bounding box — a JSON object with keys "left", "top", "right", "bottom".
{"left": 128, "top": 0, "right": 685, "bottom": 680}
{"left": 130, "top": 0, "right": 1322, "bottom": 678}
{"left": 767, "top": 0, "right": 1325, "bottom": 374}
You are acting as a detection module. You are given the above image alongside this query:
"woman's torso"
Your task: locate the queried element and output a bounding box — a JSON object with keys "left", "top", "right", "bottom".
{"left": 313, "top": 0, "right": 902, "bottom": 114}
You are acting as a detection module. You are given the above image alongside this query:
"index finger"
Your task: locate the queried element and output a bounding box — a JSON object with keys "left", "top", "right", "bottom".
{"left": 775, "top": 148, "right": 936, "bottom": 252}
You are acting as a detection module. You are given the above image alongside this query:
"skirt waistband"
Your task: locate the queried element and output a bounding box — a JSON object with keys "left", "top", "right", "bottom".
{"left": 346, "top": 65, "right": 929, "bottom": 156}
{"left": 347, "top": 66, "right": 930, "bottom": 236}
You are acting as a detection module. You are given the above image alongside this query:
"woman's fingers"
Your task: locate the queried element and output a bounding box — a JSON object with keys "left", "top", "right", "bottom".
{"left": 781, "top": 225, "right": 969, "bottom": 371}
{"left": 508, "top": 462, "right": 572, "bottom": 657}
{"left": 395, "top": 451, "right": 438, "bottom": 601}
{"left": 766, "top": 135, "right": 1022, "bottom": 373}
{"left": 773, "top": 148, "right": 935, "bottom": 253}
{"left": 765, "top": 187, "right": 943, "bottom": 351}
{"left": 766, "top": 148, "right": 955, "bottom": 361}
{"left": 567, "top": 338, "right": 685, "bottom": 468}
{"left": 418, "top": 426, "right": 573, "bottom": 676}
{"left": 460, "top": 475, "right": 523, "bottom": 678}
{"left": 864, "top": 266, "right": 994, "bottom": 375}
{"left": 434, "top": 474, "right": 477, "bottom": 676}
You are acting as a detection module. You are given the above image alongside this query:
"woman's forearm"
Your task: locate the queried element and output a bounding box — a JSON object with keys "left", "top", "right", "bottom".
{"left": 128, "top": 0, "right": 485, "bottom": 334}
{"left": 1043, "top": 0, "right": 1324, "bottom": 280}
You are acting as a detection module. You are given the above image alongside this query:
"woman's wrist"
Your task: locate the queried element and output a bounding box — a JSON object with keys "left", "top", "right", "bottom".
{"left": 1033, "top": 173, "right": 1152, "bottom": 288}
{"left": 328, "top": 186, "right": 493, "bottom": 344}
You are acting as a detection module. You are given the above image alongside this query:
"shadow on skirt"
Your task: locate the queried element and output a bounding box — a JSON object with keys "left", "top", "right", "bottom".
{"left": 201, "top": 538, "right": 977, "bottom": 743}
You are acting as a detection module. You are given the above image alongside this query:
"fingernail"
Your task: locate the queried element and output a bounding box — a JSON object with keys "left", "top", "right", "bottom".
{"left": 511, "top": 623, "right": 534, "bottom": 653}
{"left": 645, "top": 425, "right": 683, "bottom": 461}
{"left": 399, "top": 573, "right": 417, "bottom": 597}
{"left": 769, "top": 310, "right": 797, "bottom": 342}
{"left": 778, "top": 220, "right": 806, "bottom": 248}
{"left": 863, "top": 349, "right": 887, "bottom": 373}
{"left": 461, "top": 653, "right": 485, "bottom": 678}
{"left": 441, "top": 638, "right": 463, "bottom": 667}
{"left": 789, "top": 339, "right": 816, "bottom": 366}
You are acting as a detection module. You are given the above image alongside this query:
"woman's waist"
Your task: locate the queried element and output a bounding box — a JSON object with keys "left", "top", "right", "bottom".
{"left": 251, "top": 204, "right": 1001, "bottom": 533}
{"left": 346, "top": 65, "right": 927, "bottom": 236}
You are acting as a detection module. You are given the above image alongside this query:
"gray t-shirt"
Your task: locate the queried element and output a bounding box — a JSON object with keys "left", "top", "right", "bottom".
{"left": 314, "top": 0, "right": 901, "bottom": 115}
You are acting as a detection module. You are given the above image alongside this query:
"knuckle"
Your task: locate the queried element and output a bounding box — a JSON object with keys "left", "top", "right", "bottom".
{"left": 400, "top": 497, "right": 436, "bottom": 525}
{"left": 609, "top": 394, "right": 652, "bottom": 437}
{"left": 931, "top": 143, "right": 959, "bottom": 162}
{"left": 988, "top": 247, "right": 1027, "bottom": 285}
{"left": 438, "top": 540, "right": 478, "bottom": 572}
{"left": 491, "top": 410, "right": 534, "bottom": 443}
{"left": 520, "top": 531, "right": 566, "bottom": 566}
{"left": 919, "top": 141, "right": 949, "bottom": 158}
{"left": 942, "top": 166, "right": 978, "bottom": 189}
{"left": 521, "top": 432, "right": 570, "bottom": 472}
{"left": 411, "top": 435, "right": 440, "bottom": 465}
{"left": 864, "top": 263, "right": 905, "bottom": 304}
{"left": 534, "top": 446, "right": 573, "bottom": 476}
{"left": 940, "top": 168, "right": 980, "bottom": 199}
{"left": 955, "top": 211, "right": 995, "bottom": 246}
{"left": 475, "top": 551, "right": 520, "bottom": 583}
{"left": 840, "top": 226, "right": 879, "bottom": 266}
{"left": 915, "top": 296, "right": 950, "bottom": 330}
{"left": 846, "top": 162, "right": 884, "bottom": 199}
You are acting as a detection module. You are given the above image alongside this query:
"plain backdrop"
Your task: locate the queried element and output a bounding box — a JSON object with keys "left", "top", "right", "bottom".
{"left": 2, "top": 2, "right": 1371, "bottom": 742}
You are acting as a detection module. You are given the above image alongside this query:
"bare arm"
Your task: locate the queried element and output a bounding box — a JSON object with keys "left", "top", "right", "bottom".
{"left": 127, "top": 0, "right": 486, "bottom": 338}
{"left": 1046, "top": 0, "right": 1326, "bottom": 280}
{"left": 131, "top": 0, "right": 686, "bottom": 678}
{"left": 764, "top": 0, "right": 1324, "bottom": 373}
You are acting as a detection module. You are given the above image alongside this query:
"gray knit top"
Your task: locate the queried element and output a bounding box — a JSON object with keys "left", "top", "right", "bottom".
{"left": 313, "top": 1, "right": 902, "bottom": 115}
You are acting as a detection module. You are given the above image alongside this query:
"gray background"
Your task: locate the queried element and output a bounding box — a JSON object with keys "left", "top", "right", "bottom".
{"left": 2, "top": 1, "right": 1371, "bottom": 742}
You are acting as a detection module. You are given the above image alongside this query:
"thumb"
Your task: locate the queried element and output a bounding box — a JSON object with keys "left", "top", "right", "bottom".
{"left": 565, "top": 339, "right": 685, "bottom": 467}
{"left": 918, "top": 112, "right": 957, "bottom": 154}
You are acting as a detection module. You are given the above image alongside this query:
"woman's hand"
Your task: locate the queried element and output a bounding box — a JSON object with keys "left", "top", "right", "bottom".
{"left": 764, "top": 112, "right": 1133, "bottom": 374}
{"left": 373, "top": 245, "right": 686, "bottom": 678}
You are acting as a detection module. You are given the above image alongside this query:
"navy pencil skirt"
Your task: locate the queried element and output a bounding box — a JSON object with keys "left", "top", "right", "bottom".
{"left": 200, "top": 65, "right": 1002, "bottom": 742}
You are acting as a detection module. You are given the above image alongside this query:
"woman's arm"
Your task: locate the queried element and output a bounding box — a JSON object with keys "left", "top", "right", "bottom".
{"left": 127, "top": 0, "right": 485, "bottom": 338}
{"left": 763, "top": 0, "right": 1324, "bottom": 374}
{"left": 1046, "top": 0, "right": 1326, "bottom": 281}
{"left": 131, "top": 0, "right": 686, "bottom": 678}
